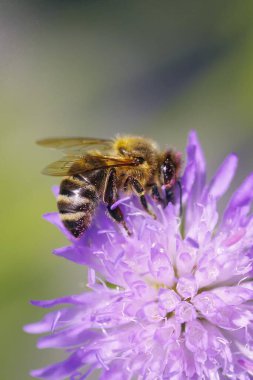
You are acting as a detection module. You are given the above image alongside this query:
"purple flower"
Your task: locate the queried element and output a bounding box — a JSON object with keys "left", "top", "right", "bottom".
{"left": 25, "top": 131, "right": 253, "bottom": 380}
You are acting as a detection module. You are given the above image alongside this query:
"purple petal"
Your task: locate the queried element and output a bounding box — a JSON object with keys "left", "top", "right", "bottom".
{"left": 230, "top": 172, "right": 253, "bottom": 208}
{"left": 30, "top": 292, "right": 95, "bottom": 308}
{"left": 182, "top": 131, "right": 206, "bottom": 201}
{"left": 24, "top": 309, "right": 71, "bottom": 334}
{"left": 158, "top": 289, "right": 180, "bottom": 315}
{"left": 211, "top": 285, "right": 253, "bottom": 305}
{"left": 176, "top": 275, "right": 198, "bottom": 299}
{"left": 149, "top": 244, "right": 175, "bottom": 286}
{"left": 175, "top": 301, "right": 197, "bottom": 323}
{"left": 37, "top": 328, "right": 101, "bottom": 349}
{"left": 192, "top": 291, "right": 224, "bottom": 317}
{"left": 43, "top": 212, "right": 74, "bottom": 241}
{"left": 30, "top": 350, "right": 95, "bottom": 380}
{"left": 183, "top": 131, "right": 207, "bottom": 234}
{"left": 181, "top": 161, "right": 195, "bottom": 200}
{"left": 52, "top": 185, "right": 59, "bottom": 198}
{"left": 185, "top": 320, "right": 208, "bottom": 352}
{"left": 193, "top": 291, "right": 253, "bottom": 330}
{"left": 43, "top": 212, "right": 59, "bottom": 226}
{"left": 187, "top": 130, "right": 206, "bottom": 174}
{"left": 53, "top": 246, "right": 102, "bottom": 270}
{"left": 223, "top": 173, "right": 253, "bottom": 223}
{"left": 99, "top": 361, "right": 129, "bottom": 380}
{"left": 237, "top": 357, "right": 253, "bottom": 374}
{"left": 205, "top": 153, "right": 238, "bottom": 199}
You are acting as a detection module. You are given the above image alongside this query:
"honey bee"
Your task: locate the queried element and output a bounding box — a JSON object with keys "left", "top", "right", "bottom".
{"left": 37, "top": 136, "right": 182, "bottom": 238}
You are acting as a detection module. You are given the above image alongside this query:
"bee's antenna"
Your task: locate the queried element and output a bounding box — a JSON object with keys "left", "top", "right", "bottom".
{"left": 177, "top": 180, "right": 183, "bottom": 217}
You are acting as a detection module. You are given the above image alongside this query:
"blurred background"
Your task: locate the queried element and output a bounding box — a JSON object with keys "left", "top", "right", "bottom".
{"left": 1, "top": 1, "right": 253, "bottom": 378}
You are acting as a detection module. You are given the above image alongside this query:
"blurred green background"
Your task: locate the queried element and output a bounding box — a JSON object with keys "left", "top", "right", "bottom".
{"left": 1, "top": 1, "right": 253, "bottom": 379}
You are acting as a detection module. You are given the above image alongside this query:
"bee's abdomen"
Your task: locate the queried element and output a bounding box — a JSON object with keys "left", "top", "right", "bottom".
{"left": 57, "top": 176, "right": 99, "bottom": 238}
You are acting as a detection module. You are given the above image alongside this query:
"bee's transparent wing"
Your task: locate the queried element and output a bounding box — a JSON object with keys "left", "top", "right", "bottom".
{"left": 37, "top": 137, "right": 114, "bottom": 154}
{"left": 41, "top": 154, "right": 138, "bottom": 176}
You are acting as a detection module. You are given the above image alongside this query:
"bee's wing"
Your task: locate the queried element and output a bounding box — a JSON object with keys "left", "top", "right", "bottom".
{"left": 37, "top": 137, "right": 114, "bottom": 154}
{"left": 42, "top": 154, "right": 138, "bottom": 176}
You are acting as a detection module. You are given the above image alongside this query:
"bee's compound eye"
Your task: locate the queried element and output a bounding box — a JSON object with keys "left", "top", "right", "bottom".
{"left": 119, "top": 147, "right": 127, "bottom": 155}
{"left": 162, "top": 159, "right": 175, "bottom": 184}
{"left": 136, "top": 157, "right": 144, "bottom": 164}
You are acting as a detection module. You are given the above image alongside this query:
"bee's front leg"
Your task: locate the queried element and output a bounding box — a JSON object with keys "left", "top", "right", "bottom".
{"left": 103, "top": 169, "right": 131, "bottom": 235}
{"left": 164, "top": 184, "right": 183, "bottom": 217}
{"left": 127, "top": 177, "right": 156, "bottom": 219}
{"left": 151, "top": 184, "right": 166, "bottom": 207}
{"left": 165, "top": 180, "right": 183, "bottom": 216}
{"left": 165, "top": 187, "right": 175, "bottom": 206}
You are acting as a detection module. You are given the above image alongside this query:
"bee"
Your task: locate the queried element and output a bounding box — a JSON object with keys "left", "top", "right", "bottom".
{"left": 37, "top": 136, "right": 182, "bottom": 238}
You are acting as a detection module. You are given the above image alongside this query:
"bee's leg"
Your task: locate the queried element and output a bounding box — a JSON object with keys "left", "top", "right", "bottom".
{"left": 165, "top": 187, "right": 175, "bottom": 207}
{"left": 165, "top": 183, "right": 183, "bottom": 216}
{"left": 129, "top": 177, "right": 156, "bottom": 219}
{"left": 104, "top": 169, "right": 131, "bottom": 235}
{"left": 151, "top": 184, "right": 165, "bottom": 207}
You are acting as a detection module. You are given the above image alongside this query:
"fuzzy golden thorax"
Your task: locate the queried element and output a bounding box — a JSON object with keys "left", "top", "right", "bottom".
{"left": 113, "top": 136, "right": 159, "bottom": 188}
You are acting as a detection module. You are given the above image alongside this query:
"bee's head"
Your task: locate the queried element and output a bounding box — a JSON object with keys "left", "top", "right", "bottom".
{"left": 160, "top": 150, "right": 182, "bottom": 188}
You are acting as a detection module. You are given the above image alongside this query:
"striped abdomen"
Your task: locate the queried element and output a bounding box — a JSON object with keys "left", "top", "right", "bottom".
{"left": 57, "top": 175, "right": 100, "bottom": 238}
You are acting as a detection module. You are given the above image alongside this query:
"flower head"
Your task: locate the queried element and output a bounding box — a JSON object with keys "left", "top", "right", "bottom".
{"left": 25, "top": 132, "right": 253, "bottom": 379}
